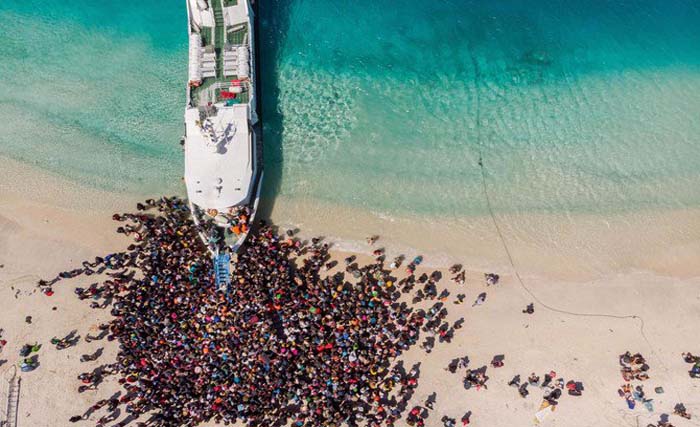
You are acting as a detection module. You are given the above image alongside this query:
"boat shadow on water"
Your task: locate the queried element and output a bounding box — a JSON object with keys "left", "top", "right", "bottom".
{"left": 256, "top": 0, "right": 294, "bottom": 221}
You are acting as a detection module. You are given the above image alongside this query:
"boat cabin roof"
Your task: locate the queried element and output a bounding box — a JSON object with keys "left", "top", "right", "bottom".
{"left": 184, "top": 104, "right": 253, "bottom": 210}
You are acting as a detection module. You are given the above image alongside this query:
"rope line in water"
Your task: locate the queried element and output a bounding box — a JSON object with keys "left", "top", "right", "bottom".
{"left": 466, "top": 48, "right": 690, "bottom": 410}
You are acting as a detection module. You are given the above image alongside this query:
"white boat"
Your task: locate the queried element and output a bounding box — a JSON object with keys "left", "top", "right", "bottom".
{"left": 183, "top": 0, "right": 262, "bottom": 255}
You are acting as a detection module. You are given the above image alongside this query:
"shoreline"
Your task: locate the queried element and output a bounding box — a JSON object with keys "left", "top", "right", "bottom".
{"left": 3, "top": 155, "right": 700, "bottom": 284}
{"left": 264, "top": 195, "right": 700, "bottom": 283}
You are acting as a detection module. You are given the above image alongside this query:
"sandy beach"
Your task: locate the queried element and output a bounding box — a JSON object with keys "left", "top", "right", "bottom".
{"left": 1, "top": 157, "right": 699, "bottom": 427}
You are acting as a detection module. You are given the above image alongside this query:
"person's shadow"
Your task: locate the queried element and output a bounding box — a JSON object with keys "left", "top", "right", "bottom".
{"left": 63, "top": 329, "right": 81, "bottom": 347}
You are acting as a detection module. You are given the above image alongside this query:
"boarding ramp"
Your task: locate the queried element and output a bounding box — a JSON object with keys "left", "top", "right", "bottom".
{"left": 214, "top": 252, "right": 232, "bottom": 292}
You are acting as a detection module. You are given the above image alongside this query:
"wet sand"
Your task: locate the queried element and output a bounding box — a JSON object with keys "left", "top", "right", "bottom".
{"left": 266, "top": 194, "right": 700, "bottom": 282}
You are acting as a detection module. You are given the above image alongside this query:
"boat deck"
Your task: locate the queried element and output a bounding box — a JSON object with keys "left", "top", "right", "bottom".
{"left": 184, "top": 105, "right": 254, "bottom": 209}
{"left": 200, "top": 26, "right": 213, "bottom": 46}
{"left": 185, "top": 0, "right": 258, "bottom": 211}
{"left": 189, "top": 0, "right": 251, "bottom": 108}
{"left": 184, "top": 0, "right": 262, "bottom": 254}
{"left": 227, "top": 25, "right": 248, "bottom": 45}
{"left": 192, "top": 78, "right": 251, "bottom": 107}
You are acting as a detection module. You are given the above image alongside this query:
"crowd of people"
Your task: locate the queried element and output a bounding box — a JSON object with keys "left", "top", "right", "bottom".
{"left": 620, "top": 351, "right": 650, "bottom": 381}
{"left": 33, "top": 197, "right": 698, "bottom": 427}
{"left": 507, "top": 370, "right": 583, "bottom": 402}
{"left": 42, "top": 197, "right": 455, "bottom": 426}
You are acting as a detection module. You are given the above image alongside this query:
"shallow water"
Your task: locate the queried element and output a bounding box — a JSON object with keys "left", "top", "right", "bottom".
{"left": 1, "top": 0, "right": 700, "bottom": 275}
{"left": 0, "top": 0, "right": 186, "bottom": 194}
{"left": 260, "top": 0, "right": 700, "bottom": 217}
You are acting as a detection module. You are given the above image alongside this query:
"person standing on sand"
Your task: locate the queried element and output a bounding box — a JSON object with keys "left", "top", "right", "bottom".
{"left": 472, "top": 293, "right": 486, "bottom": 307}
{"left": 461, "top": 411, "right": 472, "bottom": 426}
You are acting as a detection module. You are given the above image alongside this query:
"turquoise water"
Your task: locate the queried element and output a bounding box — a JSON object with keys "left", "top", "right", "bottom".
{"left": 2, "top": 0, "right": 700, "bottom": 218}
{"left": 260, "top": 0, "right": 700, "bottom": 216}
{"left": 0, "top": 0, "right": 185, "bottom": 194}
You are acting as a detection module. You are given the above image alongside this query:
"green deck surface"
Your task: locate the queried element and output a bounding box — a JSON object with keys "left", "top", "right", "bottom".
{"left": 215, "top": 86, "right": 250, "bottom": 104}
{"left": 212, "top": 0, "right": 225, "bottom": 78}
{"left": 200, "top": 27, "right": 213, "bottom": 47}
{"left": 227, "top": 25, "right": 248, "bottom": 45}
{"left": 192, "top": 77, "right": 250, "bottom": 106}
{"left": 190, "top": 0, "right": 251, "bottom": 106}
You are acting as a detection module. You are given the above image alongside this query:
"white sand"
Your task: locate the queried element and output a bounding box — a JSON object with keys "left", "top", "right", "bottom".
{"left": 0, "top": 157, "right": 134, "bottom": 424}
{"left": 1, "top": 158, "right": 699, "bottom": 427}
